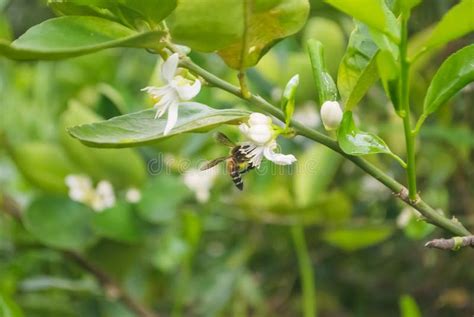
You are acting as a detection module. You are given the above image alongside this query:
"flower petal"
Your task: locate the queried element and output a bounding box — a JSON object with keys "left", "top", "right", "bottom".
{"left": 175, "top": 79, "right": 201, "bottom": 100}
{"left": 163, "top": 101, "right": 179, "bottom": 135}
{"left": 161, "top": 53, "right": 179, "bottom": 83}
{"left": 248, "top": 112, "right": 272, "bottom": 126}
{"left": 263, "top": 146, "right": 297, "bottom": 165}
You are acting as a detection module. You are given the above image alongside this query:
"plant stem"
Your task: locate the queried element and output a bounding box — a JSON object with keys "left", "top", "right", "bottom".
{"left": 399, "top": 14, "right": 418, "bottom": 201}
{"left": 290, "top": 225, "right": 317, "bottom": 317}
{"left": 179, "top": 57, "right": 471, "bottom": 237}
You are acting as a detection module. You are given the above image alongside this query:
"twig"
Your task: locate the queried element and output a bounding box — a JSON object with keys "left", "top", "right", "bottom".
{"left": 425, "top": 236, "right": 474, "bottom": 250}
{"left": 179, "top": 57, "right": 471, "bottom": 237}
{"left": 0, "top": 193, "right": 160, "bottom": 317}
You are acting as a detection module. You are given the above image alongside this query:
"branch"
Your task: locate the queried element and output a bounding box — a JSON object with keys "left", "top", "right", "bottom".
{"left": 0, "top": 194, "right": 160, "bottom": 317}
{"left": 425, "top": 236, "right": 474, "bottom": 250}
{"left": 179, "top": 57, "right": 471, "bottom": 237}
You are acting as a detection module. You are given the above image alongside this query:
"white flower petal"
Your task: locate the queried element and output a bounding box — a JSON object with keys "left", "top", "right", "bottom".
{"left": 161, "top": 53, "right": 179, "bottom": 83}
{"left": 320, "top": 100, "right": 343, "bottom": 131}
{"left": 263, "top": 146, "right": 297, "bottom": 165}
{"left": 247, "top": 125, "right": 273, "bottom": 145}
{"left": 248, "top": 113, "right": 272, "bottom": 126}
{"left": 125, "top": 188, "right": 142, "bottom": 203}
{"left": 175, "top": 79, "right": 201, "bottom": 100}
{"left": 163, "top": 101, "right": 179, "bottom": 135}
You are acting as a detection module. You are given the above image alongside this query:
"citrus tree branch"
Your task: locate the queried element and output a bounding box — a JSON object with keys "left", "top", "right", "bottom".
{"left": 179, "top": 57, "right": 471, "bottom": 238}
{"left": 0, "top": 194, "right": 160, "bottom": 317}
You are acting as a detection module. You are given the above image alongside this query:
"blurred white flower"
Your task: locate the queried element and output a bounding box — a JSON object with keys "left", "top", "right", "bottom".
{"left": 125, "top": 187, "right": 142, "bottom": 203}
{"left": 397, "top": 207, "right": 422, "bottom": 228}
{"left": 293, "top": 101, "right": 321, "bottom": 128}
{"left": 65, "top": 175, "right": 116, "bottom": 212}
{"left": 183, "top": 166, "right": 219, "bottom": 203}
{"left": 142, "top": 53, "right": 201, "bottom": 135}
{"left": 239, "top": 113, "right": 297, "bottom": 168}
{"left": 320, "top": 100, "right": 343, "bottom": 131}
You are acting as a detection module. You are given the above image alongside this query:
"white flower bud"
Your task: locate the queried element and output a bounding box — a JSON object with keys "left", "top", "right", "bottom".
{"left": 320, "top": 100, "right": 343, "bottom": 131}
{"left": 248, "top": 113, "right": 272, "bottom": 126}
{"left": 247, "top": 124, "right": 273, "bottom": 145}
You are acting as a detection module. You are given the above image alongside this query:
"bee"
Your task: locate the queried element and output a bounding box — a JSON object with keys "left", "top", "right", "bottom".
{"left": 201, "top": 132, "right": 255, "bottom": 190}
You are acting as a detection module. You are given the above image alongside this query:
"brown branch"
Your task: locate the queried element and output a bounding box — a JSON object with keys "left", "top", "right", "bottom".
{"left": 0, "top": 193, "right": 160, "bottom": 317}
{"left": 425, "top": 236, "right": 474, "bottom": 250}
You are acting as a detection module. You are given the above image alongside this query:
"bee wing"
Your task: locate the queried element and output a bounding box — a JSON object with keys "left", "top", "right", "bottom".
{"left": 215, "top": 132, "right": 235, "bottom": 147}
{"left": 200, "top": 157, "right": 228, "bottom": 170}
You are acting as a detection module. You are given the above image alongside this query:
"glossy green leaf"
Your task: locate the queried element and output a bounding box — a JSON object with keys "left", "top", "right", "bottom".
{"left": 337, "top": 22, "right": 379, "bottom": 110}
{"left": 423, "top": 44, "right": 474, "bottom": 116}
{"left": 322, "top": 225, "right": 394, "bottom": 251}
{"left": 138, "top": 175, "right": 191, "bottom": 224}
{"left": 9, "top": 143, "right": 79, "bottom": 194}
{"left": 168, "top": 0, "right": 309, "bottom": 68}
{"left": 419, "top": 0, "right": 474, "bottom": 56}
{"left": 0, "top": 16, "right": 164, "bottom": 60}
{"left": 60, "top": 102, "right": 147, "bottom": 188}
{"left": 399, "top": 295, "right": 422, "bottom": 317}
{"left": 92, "top": 202, "right": 142, "bottom": 243}
{"left": 325, "top": 0, "right": 399, "bottom": 42}
{"left": 218, "top": 0, "right": 310, "bottom": 69}
{"left": 24, "top": 196, "right": 97, "bottom": 250}
{"left": 337, "top": 111, "right": 393, "bottom": 156}
{"left": 0, "top": 293, "right": 24, "bottom": 317}
{"left": 68, "top": 102, "right": 251, "bottom": 148}
{"left": 307, "top": 39, "right": 338, "bottom": 103}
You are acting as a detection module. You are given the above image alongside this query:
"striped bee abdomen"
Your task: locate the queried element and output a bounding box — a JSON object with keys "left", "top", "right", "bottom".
{"left": 228, "top": 160, "right": 243, "bottom": 190}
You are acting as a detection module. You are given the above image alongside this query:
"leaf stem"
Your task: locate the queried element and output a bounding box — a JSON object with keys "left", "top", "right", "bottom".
{"left": 290, "top": 225, "right": 317, "bottom": 317}
{"left": 399, "top": 13, "right": 418, "bottom": 201}
{"left": 179, "top": 57, "right": 471, "bottom": 237}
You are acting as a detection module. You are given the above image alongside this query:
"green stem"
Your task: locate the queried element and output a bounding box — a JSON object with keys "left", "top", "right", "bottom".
{"left": 290, "top": 225, "right": 316, "bottom": 317}
{"left": 399, "top": 13, "right": 418, "bottom": 201}
{"left": 179, "top": 57, "right": 471, "bottom": 237}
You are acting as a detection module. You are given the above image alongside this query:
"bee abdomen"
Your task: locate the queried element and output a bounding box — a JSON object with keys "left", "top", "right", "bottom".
{"left": 230, "top": 165, "right": 244, "bottom": 190}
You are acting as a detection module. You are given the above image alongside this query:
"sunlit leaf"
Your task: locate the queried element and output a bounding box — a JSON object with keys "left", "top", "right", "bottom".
{"left": 168, "top": 0, "right": 309, "bottom": 68}
{"left": 337, "top": 22, "right": 379, "bottom": 110}
{"left": 399, "top": 294, "right": 422, "bottom": 317}
{"left": 24, "top": 196, "right": 98, "bottom": 250}
{"left": 337, "top": 111, "right": 393, "bottom": 156}
{"left": 68, "top": 102, "right": 251, "bottom": 148}
{"left": 324, "top": 0, "right": 399, "bottom": 42}
{"left": 423, "top": 44, "right": 474, "bottom": 116}
{"left": 0, "top": 16, "right": 164, "bottom": 60}
{"left": 417, "top": 0, "right": 474, "bottom": 57}
{"left": 322, "top": 225, "right": 394, "bottom": 251}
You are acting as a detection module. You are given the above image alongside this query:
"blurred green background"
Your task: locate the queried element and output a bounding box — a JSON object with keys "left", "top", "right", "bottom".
{"left": 0, "top": 0, "right": 473, "bottom": 316}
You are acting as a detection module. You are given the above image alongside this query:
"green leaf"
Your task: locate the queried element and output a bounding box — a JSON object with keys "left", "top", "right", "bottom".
{"left": 137, "top": 175, "right": 191, "bottom": 224}
{"left": 68, "top": 102, "right": 251, "bottom": 148}
{"left": 376, "top": 50, "right": 400, "bottom": 112}
{"left": 167, "top": 0, "right": 309, "bottom": 68}
{"left": 0, "top": 293, "right": 24, "bottom": 317}
{"left": 9, "top": 143, "right": 79, "bottom": 194}
{"left": 0, "top": 16, "right": 164, "bottom": 60}
{"left": 49, "top": 0, "right": 177, "bottom": 27}
{"left": 281, "top": 74, "right": 299, "bottom": 127}
{"left": 322, "top": 225, "right": 394, "bottom": 251}
{"left": 337, "top": 111, "right": 393, "bottom": 156}
{"left": 423, "top": 44, "right": 474, "bottom": 116}
{"left": 218, "top": 0, "right": 310, "bottom": 69}
{"left": 324, "top": 0, "right": 399, "bottom": 42}
{"left": 307, "top": 39, "right": 338, "bottom": 103}
{"left": 399, "top": 0, "right": 421, "bottom": 15}
{"left": 419, "top": 0, "right": 474, "bottom": 57}
{"left": 399, "top": 295, "right": 422, "bottom": 317}
{"left": 337, "top": 22, "right": 379, "bottom": 110}
{"left": 60, "top": 102, "right": 147, "bottom": 188}
{"left": 92, "top": 202, "right": 143, "bottom": 243}
{"left": 152, "top": 232, "right": 190, "bottom": 273}
{"left": 24, "top": 196, "right": 98, "bottom": 250}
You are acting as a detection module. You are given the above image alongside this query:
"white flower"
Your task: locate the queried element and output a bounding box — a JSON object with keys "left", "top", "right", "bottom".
{"left": 65, "top": 175, "right": 116, "bottom": 212}
{"left": 239, "top": 113, "right": 297, "bottom": 168}
{"left": 125, "top": 187, "right": 142, "bottom": 203}
{"left": 320, "top": 100, "right": 343, "bottom": 131}
{"left": 91, "top": 181, "right": 115, "bottom": 212}
{"left": 293, "top": 101, "right": 321, "bottom": 128}
{"left": 142, "top": 53, "right": 201, "bottom": 135}
{"left": 397, "top": 207, "right": 422, "bottom": 228}
{"left": 183, "top": 166, "right": 219, "bottom": 203}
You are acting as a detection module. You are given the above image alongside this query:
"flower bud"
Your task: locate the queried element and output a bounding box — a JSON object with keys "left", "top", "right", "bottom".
{"left": 248, "top": 112, "right": 272, "bottom": 126}
{"left": 247, "top": 124, "right": 273, "bottom": 145}
{"left": 320, "top": 100, "right": 343, "bottom": 131}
